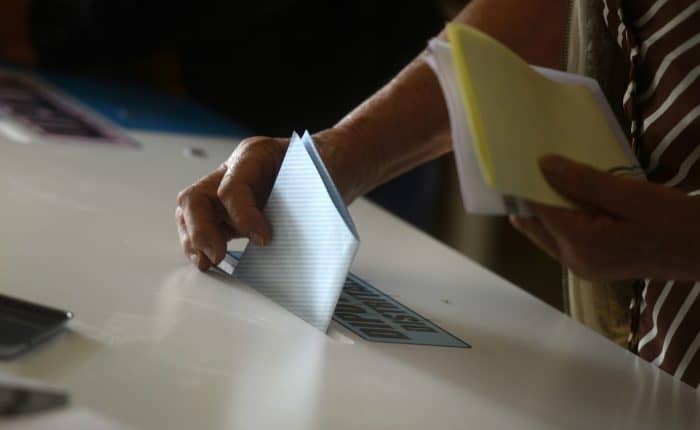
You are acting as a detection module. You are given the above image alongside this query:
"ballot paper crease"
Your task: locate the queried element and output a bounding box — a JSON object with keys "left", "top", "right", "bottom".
{"left": 233, "top": 131, "right": 359, "bottom": 332}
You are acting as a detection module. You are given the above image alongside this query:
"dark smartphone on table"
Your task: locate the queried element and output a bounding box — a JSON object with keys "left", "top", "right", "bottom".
{"left": 0, "top": 380, "right": 68, "bottom": 417}
{"left": 0, "top": 294, "right": 73, "bottom": 359}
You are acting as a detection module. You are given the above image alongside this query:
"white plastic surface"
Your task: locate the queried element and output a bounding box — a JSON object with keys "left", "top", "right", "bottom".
{"left": 0, "top": 132, "right": 698, "bottom": 429}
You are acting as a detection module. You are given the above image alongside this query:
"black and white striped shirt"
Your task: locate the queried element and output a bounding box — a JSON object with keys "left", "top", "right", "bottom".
{"left": 603, "top": 0, "right": 700, "bottom": 388}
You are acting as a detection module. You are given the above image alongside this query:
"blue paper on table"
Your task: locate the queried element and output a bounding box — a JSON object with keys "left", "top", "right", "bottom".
{"left": 233, "top": 131, "right": 360, "bottom": 332}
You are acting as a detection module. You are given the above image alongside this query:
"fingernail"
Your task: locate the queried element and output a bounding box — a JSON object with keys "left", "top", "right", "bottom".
{"left": 202, "top": 247, "right": 217, "bottom": 263}
{"left": 189, "top": 252, "right": 198, "bottom": 264}
{"left": 249, "top": 232, "right": 265, "bottom": 247}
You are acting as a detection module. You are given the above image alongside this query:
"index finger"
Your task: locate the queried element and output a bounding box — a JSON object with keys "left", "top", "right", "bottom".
{"left": 177, "top": 166, "right": 230, "bottom": 267}
{"left": 217, "top": 165, "right": 272, "bottom": 246}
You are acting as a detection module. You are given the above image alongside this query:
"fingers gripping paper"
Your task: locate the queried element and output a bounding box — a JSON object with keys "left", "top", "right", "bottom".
{"left": 234, "top": 132, "right": 359, "bottom": 332}
{"left": 426, "top": 24, "right": 640, "bottom": 214}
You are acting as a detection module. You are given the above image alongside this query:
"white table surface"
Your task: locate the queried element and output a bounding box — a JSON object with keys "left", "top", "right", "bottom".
{"left": 0, "top": 131, "right": 697, "bottom": 429}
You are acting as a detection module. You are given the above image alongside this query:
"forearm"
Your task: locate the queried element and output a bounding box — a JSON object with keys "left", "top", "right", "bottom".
{"left": 317, "top": 57, "right": 449, "bottom": 203}
{"left": 321, "top": 0, "right": 569, "bottom": 202}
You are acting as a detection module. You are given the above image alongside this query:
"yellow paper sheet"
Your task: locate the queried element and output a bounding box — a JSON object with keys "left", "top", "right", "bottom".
{"left": 446, "top": 23, "right": 636, "bottom": 208}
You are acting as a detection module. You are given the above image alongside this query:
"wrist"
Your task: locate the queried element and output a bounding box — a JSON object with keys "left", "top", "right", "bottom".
{"left": 313, "top": 126, "right": 377, "bottom": 204}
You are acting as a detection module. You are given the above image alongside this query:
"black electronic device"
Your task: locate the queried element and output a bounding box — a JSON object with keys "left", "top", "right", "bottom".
{"left": 0, "top": 380, "right": 68, "bottom": 417}
{"left": 0, "top": 294, "right": 72, "bottom": 359}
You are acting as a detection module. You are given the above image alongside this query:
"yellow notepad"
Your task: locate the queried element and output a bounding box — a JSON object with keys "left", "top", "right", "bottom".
{"left": 445, "top": 23, "right": 638, "bottom": 208}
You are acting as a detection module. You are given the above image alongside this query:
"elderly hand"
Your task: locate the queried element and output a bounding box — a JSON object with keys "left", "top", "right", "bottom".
{"left": 176, "top": 136, "right": 287, "bottom": 271}
{"left": 176, "top": 128, "right": 367, "bottom": 271}
{"left": 510, "top": 155, "right": 700, "bottom": 282}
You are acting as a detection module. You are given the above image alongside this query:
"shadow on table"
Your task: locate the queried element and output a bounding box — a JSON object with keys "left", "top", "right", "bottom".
{"left": 369, "top": 322, "right": 697, "bottom": 429}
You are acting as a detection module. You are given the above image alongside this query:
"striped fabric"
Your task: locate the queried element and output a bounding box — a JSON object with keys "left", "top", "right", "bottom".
{"left": 602, "top": 0, "right": 700, "bottom": 387}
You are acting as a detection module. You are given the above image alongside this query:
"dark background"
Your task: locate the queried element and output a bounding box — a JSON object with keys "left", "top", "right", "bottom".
{"left": 20, "top": 0, "right": 563, "bottom": 310}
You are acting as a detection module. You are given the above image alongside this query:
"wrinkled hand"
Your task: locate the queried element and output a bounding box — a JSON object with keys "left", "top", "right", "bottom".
{"left": 176, "top": 136, "right": 288, "bottom": 271}
{"left": 510, "top": 155, "right": 700, "bottom": 282}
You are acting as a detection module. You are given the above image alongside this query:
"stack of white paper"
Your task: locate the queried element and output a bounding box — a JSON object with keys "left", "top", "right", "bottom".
{"left": 426, "top": 36, "right": 638, "bottom": 215}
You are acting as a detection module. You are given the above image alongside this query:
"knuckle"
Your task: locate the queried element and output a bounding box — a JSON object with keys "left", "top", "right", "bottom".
{"left": 177, "top": 186, "right": 196, "bottom": 206}
{"left": 239, "top": 136, "right": 285, "bottom": 160}
{"left": 216, "top": 184, "right": 240, "bottom": 208}
{"left": 233, "top": 138, "right": 262, "bottom": 159}
{"left": 239, "top": 135, "right": 273, "bottom": 149}
{"left": 216, "top": 186, "right": 229, "bottom": 202}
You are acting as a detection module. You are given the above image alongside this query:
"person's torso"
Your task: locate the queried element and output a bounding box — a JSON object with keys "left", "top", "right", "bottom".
{"left": 568, "top": 0, "right": 700, "bottom": 388}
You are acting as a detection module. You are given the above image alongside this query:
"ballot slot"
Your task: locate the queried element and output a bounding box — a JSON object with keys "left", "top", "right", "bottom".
{"left": 333, "top": 272, "right": 470, "bottom": 348}
{"left": 325, "top": 324, "right": 356, "bottom": 345}
{"left": 221, "top": 251, "right": 469, "bottom": 348}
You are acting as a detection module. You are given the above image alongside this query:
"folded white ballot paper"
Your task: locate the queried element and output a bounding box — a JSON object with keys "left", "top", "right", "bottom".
{"left": 233, "top": 131, "right": 360, "bottom": 332}
{"left": 425, "top": 38, "right": 638, "bottom": 215}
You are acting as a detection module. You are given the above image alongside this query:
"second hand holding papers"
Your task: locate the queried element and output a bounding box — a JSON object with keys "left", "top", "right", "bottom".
{"left": 426, "top": 23, "right": 642, "bottom": 215}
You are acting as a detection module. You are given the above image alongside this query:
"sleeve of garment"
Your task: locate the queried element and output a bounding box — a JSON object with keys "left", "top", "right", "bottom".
{"left": 28, "top": 0, "right": 183, "bottom": 68}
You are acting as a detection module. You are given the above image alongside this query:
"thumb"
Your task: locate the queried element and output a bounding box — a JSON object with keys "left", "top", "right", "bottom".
{"left": 539, "top": 155, "right": 645, "bottom": 218}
